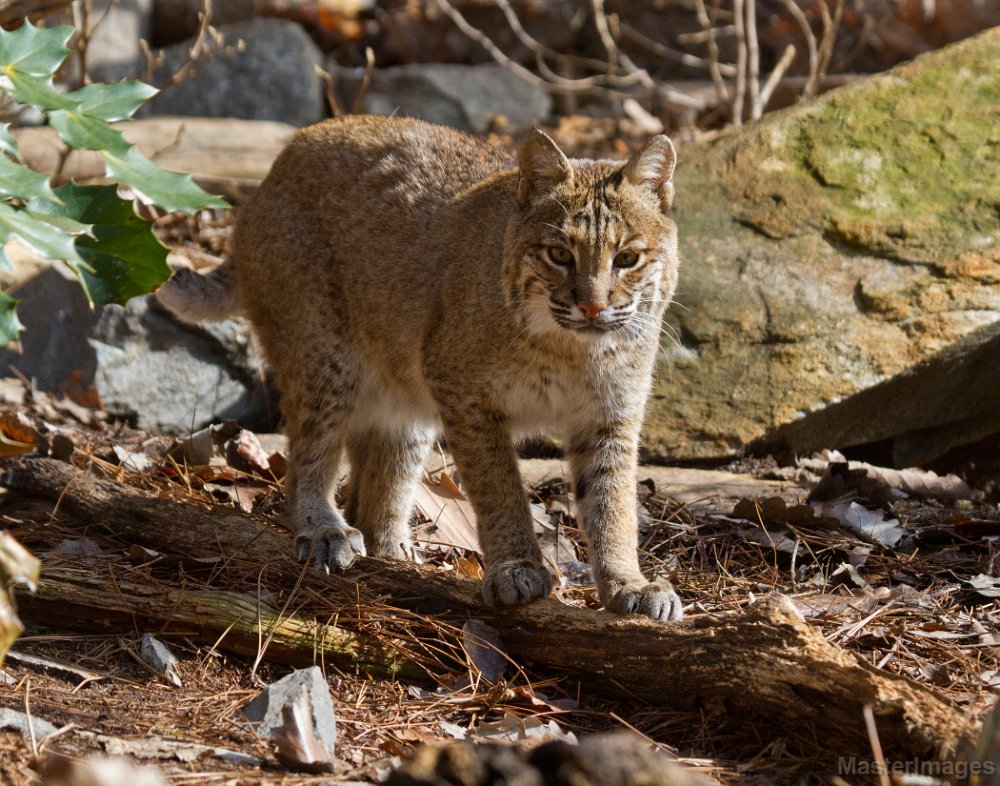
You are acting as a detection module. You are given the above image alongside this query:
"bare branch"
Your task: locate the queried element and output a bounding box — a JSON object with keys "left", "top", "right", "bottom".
{"left": 591, "top": 0, "right": 620, "bottom": 75}
{"left": 778, "top": 0, "right": 819, "bottom": 98}
{"left": 816, "top": 0, "right": 845, "bottom": 86}
{"left": 758, "top": 42, "right": 795, "bottom": 112}
{"left": 745, "top": 0, "right": 760, "bottom": 119}
{"left": 732, "top": 0, "right": 747, "bottom": 125}
{"left": 620, "top": 22, "right": 737, "bottom": 78}
{"left": 349, "top": 46, "right": 375, "bottom": 115}
{"left": 693, "top": 0, "right": 729, "bottom": 106}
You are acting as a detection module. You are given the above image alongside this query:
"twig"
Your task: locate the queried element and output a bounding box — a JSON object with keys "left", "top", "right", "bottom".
{"left": 349, "top": 46, "right": 376, "bottom": 115}
{"left": 620, "top": 23, "right": 736, "bottom": 77}
{"left": 591, "top": 0, "right": 620, "bottom": 76}
{"left": 758, "top": 43, "right": 795, "bottom": 113}
{"left": 433, "top": 0, "right": 651, "bottom": 100}
{"left": 314, "top": 64, "right": 343, "bottom": 117}
{"left": 731, "top": 0, "right": 747, "bottom": 125}
{"left": 745, "top": 0, "right": 760, "bottom": 119}
{"left": 676, "top": 24, "right": 734, "bottom": 45}
{"left": 863, "top": 705, "right": 892, "bottom": 786}
{"left": 692, "top": 0, "right": 729, "bottom": 105}
{"left": 778, "top": 0, "right": 819, "bottom": 98}
{"left": 70, "top": 0, "right": 92, "bottom": 86}
{"left": 815, "top": 0, "right": 844, "bottom": 89}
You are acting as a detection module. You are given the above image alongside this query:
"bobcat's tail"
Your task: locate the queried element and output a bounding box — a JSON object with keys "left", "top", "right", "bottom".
{"left": 155, "top": 258, "right": 244, "bottom": 324}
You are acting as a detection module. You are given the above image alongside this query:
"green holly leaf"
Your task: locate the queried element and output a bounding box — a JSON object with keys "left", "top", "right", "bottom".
{"left": 67, "top": 80, "right": 158, "bottom": 122}
{"left": 0, "top": 202, "right": 87, "bottom": 267}
{"left": 48, "top": 108, "right": 131, "bottom": 155}
{"left": 0, "top": 22, "right": 72, "bottom": 78}
{"left": 2, "top": 69, "right": 76, "bottom": 111}
{"left": 0, "top": 290, "right": 24, "bottom": 343}
{"left": 0, "top": 155, "right": 57, "bottom": 203}
{"left": 0, "top": 124, "right": 18, "bottom": 158}
{"left": 103, "top": 146, "right": 228, "bottom": 213}
{"left": 31, "top": 184, "right": 170, "bottom": 305}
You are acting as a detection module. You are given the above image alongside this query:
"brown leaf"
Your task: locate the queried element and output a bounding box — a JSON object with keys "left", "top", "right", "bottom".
{"left": 413, "top": 477, "right": 479, "bottom": 552}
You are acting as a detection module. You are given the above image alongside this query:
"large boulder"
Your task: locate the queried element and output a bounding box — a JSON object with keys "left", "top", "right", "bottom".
{"left": 645, "top": 27, "right": 1000, "bottom": 463}
{"left": 145, "top": 18, "right": 326, "bottom": 127}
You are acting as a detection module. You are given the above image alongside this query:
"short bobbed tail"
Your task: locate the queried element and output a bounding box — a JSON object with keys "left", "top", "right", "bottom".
{"left": 154, "top": 258, "right": 243, "bottom": 324}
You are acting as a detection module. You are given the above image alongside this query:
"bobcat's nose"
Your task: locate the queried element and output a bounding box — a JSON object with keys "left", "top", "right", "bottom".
{"left": 577, "top": 301, "right": 607, "bottom": 321}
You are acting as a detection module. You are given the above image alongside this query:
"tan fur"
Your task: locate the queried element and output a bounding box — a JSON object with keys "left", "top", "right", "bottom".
{"left": 156, "top": 115, "right": 683, "bottom": 621}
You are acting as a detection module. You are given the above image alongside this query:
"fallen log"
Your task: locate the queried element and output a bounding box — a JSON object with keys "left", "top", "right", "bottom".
{"left": 0, "top": 0, "right": 71, "bottom": 26}
{"left": 16, "top": 570, "right": 429, "bottom": 683}
{"left": 0, "top": 457, "right": 977, "bottom": 763}
{"left": 13, "top": 118, "right": 295, "bottom": 199}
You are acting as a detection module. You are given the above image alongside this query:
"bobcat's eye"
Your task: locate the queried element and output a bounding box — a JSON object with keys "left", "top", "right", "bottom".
{"left": 614, "top": 250, "right": 641, "bottom": 269}
{"left": 546, "top": 246, "right": 574, "bottom": 267}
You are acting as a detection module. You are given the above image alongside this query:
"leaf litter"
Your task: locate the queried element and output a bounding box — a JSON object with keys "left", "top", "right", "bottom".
{"left": 0, "top": 382, "right": 997, "bottom": 785}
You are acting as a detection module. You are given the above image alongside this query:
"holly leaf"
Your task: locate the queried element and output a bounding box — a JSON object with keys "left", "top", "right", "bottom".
{"left": 68, "top": 80, "right": 158, "bottom": 122}
{"left": 0, "top": 124, "right": 18, "bottom": 158}
{"left": 0, "top": 22, "right": 72, "bottom": 78}
{"left": 0, "top": 155, "right": 57, "bottom": 203}
{"left": 31, "top": 184, "right": 169, "bottom": 304}
{"left": 0, "top": 290, "right": 23, "bottom": 343}
{"left": 103, "top": 146, "right": 228, "bottom": 213}
{"left": 0, "top": 201, "right": 87, "bottom": 267}
{"left": 48, "top": 108, "right": 131, "bottom": 155}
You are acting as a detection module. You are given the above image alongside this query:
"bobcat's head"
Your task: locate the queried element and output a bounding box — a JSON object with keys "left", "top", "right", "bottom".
{"left": 504, "top": 131, "right": 679, "bottom": 345}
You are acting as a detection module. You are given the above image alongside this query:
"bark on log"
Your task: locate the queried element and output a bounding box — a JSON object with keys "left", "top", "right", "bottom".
{"left": 16, "top": 570, "right": 429, "bottom": 682}
{"left": 0, "top": 457, "right": 977, "bottom": 763}
{"left": 0, "top": 0, "right": 72, "bottom": 26}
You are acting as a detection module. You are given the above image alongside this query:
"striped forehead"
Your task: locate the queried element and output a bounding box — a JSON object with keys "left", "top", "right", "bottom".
{"left": 565, "top": 173, "right": 628, "bottom": 243}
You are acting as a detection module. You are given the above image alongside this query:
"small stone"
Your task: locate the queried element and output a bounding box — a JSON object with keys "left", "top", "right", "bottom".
{"left": 244, "top": 666, "right": 337, "bottom": 757}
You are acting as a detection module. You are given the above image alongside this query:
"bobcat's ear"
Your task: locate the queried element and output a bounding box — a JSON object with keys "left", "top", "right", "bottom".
{"left": 517, "top": 129, "right": 572, "bottom": 205}
{"left": 623, "top": 135, "right": 676, "bottom": 212}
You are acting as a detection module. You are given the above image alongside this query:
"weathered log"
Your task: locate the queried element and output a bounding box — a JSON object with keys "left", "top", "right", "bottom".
{"left": 13, "top": 117, "right": 295, "bottom": 198}
{"left": 0, "top": 0, "right": 71, "bottom": 26}
{"left": 15, "top": 570, "right": 429, "bottom": 682}
{"left": 0, "top": 457, "right": 977, "bottom": 762}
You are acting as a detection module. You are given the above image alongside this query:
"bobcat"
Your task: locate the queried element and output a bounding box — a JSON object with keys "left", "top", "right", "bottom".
{"left": 157, "top": 115, "right": 683, "bottom": 621}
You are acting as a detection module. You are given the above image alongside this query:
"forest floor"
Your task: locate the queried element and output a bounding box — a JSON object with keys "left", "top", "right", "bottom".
{"left": 0, "top": 378, "right": 997, "bottom": 785}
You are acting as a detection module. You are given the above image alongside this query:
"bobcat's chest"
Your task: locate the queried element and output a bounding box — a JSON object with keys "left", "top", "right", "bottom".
{"left": 496, "top": 364, "right": 593, "bottom": 434}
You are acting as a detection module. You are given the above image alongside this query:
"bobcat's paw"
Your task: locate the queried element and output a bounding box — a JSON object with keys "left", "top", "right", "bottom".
{"left": 607, "top": 581, "right": 683, "bottom": 622}
{"left": 483, "top": 559, "right": 553, "bottom": 607}
{"left": 295, "top": 525, "right": 366, "bottom": 572}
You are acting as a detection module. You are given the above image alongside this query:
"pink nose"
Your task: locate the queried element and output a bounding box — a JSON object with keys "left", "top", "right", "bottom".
{"left": 577, "top": 301, "right": 607, "bottom": 320}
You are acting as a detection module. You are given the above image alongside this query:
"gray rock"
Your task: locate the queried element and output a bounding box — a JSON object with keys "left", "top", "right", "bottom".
{"left": 0, "top": 263, "right": 274, "bottom": 434}
{"left": 331, "top": 62, "right": 551, "bottom": 134}
{"left": 0, "top": 264, "right": 96, "bottom": 390}
{"left": 0, "top": 707, "right": 58, "bottom": 739}
{"left": 146, "top": 19, "right": 325, "bottom": 127}
{"left": 91, "top": 296, "right": 270, "bottom": 433}
{"left": 244, "top": 666, "right": 336, "bottom": 753}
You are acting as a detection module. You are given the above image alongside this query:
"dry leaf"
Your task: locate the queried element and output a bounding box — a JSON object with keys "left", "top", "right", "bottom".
{"left": 816, "top": 500, "right": 905, "bottom": 547}
{"left": 461, "top": 619, "right": 507, "bottom": 683}
{"left": 413, "top": 476, "right": 479, "bottom": 552}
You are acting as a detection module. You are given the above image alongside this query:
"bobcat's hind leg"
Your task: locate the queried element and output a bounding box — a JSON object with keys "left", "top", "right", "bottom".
{"left": 345, "top": 426, "right": 432, "bottom": 559}
{"left": 282, "top": 358, "right": 365, "bottom": 571}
